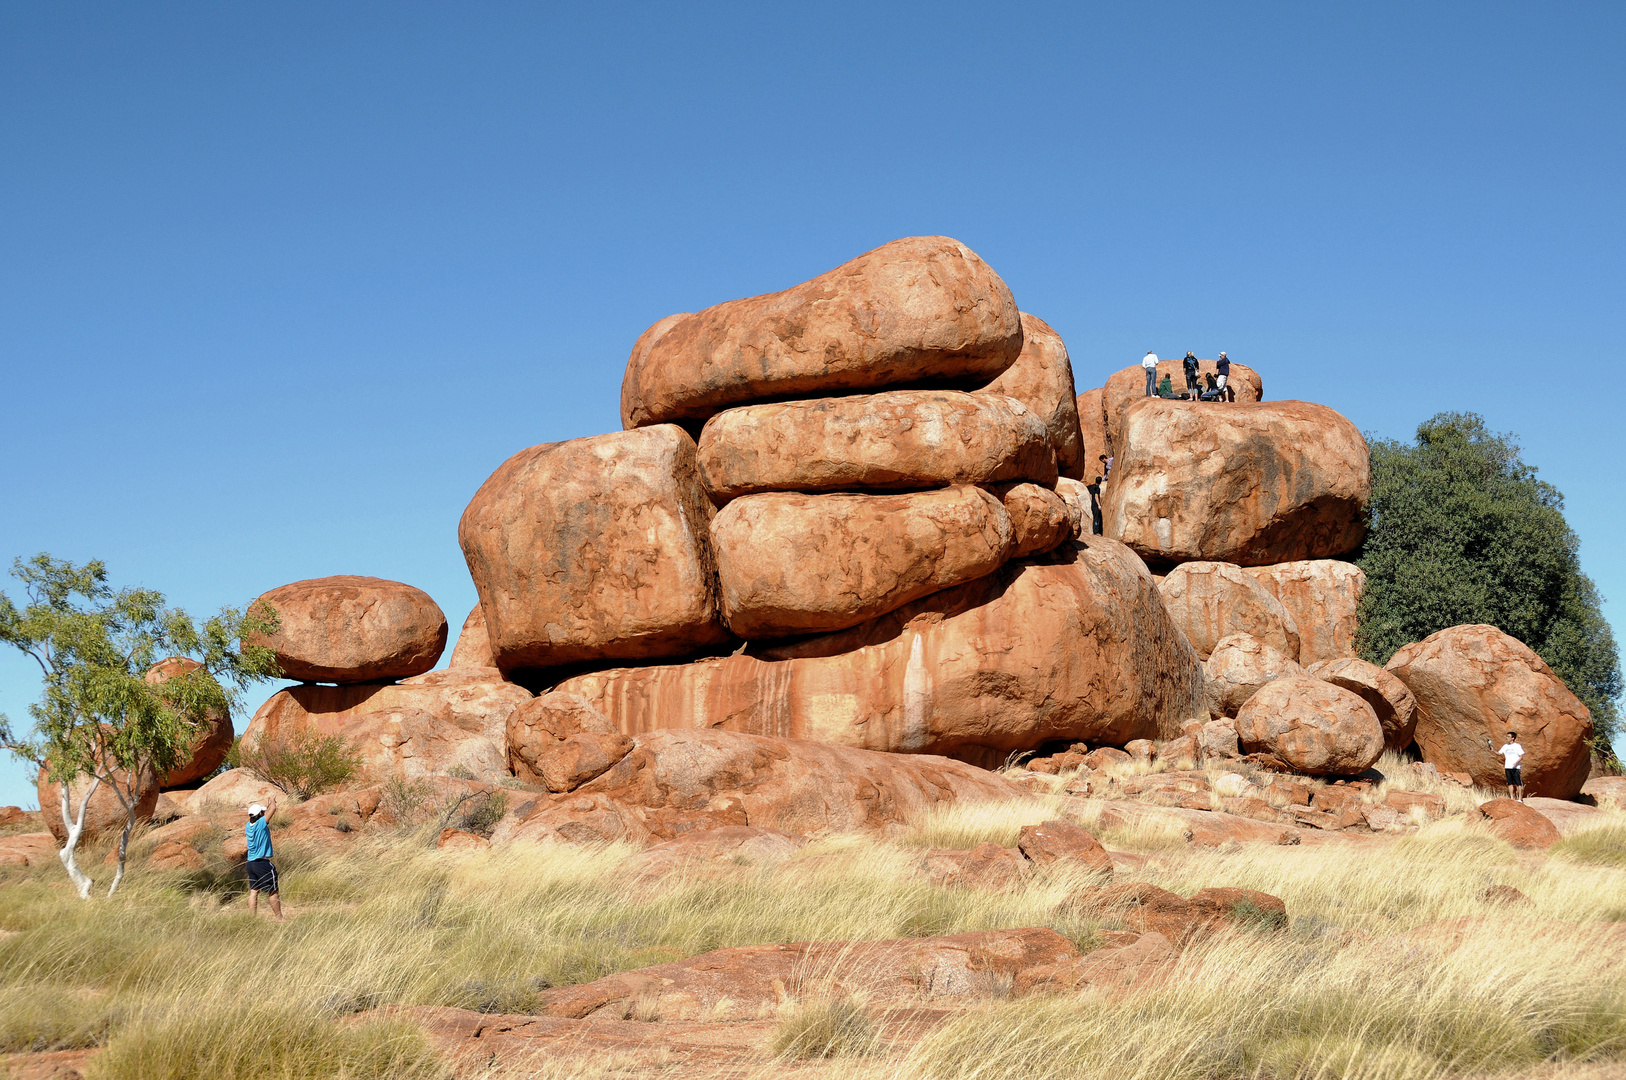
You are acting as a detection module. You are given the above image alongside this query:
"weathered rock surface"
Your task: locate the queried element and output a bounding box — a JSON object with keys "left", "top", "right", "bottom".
{"left": 491, "top": 728, "right": 1027, "bottom": 846}
{"left": 1304, "top": 658, "right": 1418, "bottom": 752}
{"left": 1204, "top": 633, "right": 1305, "bottom": 719}
{"left": 458, "top": 425, "right": 731, "bottom": 671}
{"left": 1240, "top": 560, "right": 1365, "bottom": 666}
{"left": 711, "top": 485, "right": 1013, "bottom": 638}
{"left": 696, "top": 391, "right": 1054, "bottom": 502}
{"left": 1053, "top": 477, "right": 1089, "bottom": 536}
{"left": 246, "top": 576, "right": 448, "bottom": 683}
{"left": 1235, "top": 676, "right": 1385, "bottom": 776}
{"left": 918, "top": 842, "right": 1030, "bottom": 890}
{"left": 556, "top": 540, "right": 1205, "bottom": 762}
{"left": 1059, "top": 882, "right": 1286, "bottom": 948}
{"left": 621, "top": 236, "right": 1022, "bottom": 428}
{"left": 1583, "top": 776, "right": 1626, "bottom": 808}
{"left": 1076, "top": 387, "right": 1110, "bottom": 480}
{"left": 244, "top": 668, "right": 533, "bottom": 783}
{"left": 1102, "top": 399, "right": 1370, "bottom": 566}
{"left": 986, "top": 482, "right": 1072, "bottom": 558}
{"left": 620, "top": 826, "right": 807, "bottom": 881}
{"left": 1075, "top": 799, "right": 1305, "bottom": 846}
{"left": 145, "top": 657, "right": 234, "bottom": 787}
{"left": 0, "top": 832, "right": 59, "bottom": 868}
{"left": 975, "top": 313, "right": 1084, "bottom": 478}
{"left": 507, "top": 692, "right": 634, "bottom": 792}
{"left": 1478, "top": 798, "right": 1562, "bottom": 849}
{"left": 538, "top": 927, "right": 1080, "bottom": 1020}
{"left": 1158, "top": 561, "right": 1302, "bottom": 661}
{"left": 1386, "top": 625, "right": 1594, "bottom": 798}
{"left": 178, "top": 769, "right": 283, "bottom": 815}
{"left": 1102, "top": 358, "right": 1264, "bottom": 454}
{"left": 1016, "top": 819, "right": 1113, "bottom": 877}
{"left": 36, "top": 766, "right": 161, "bottom": 844}
{"left": 447, "top": 605, "right": 497, "bottom": 670}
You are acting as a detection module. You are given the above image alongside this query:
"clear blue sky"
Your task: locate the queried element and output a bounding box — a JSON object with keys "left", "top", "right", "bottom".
{"left": 3, "top": 3, "right": 1623, "bottom": 807}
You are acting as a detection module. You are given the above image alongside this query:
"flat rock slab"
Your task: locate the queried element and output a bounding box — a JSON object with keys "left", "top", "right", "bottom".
{"left": 1103, "top": 399, "right": 1369, "bottom": 566}
{"left": 556, "top": 540, "right": 1204, "bottom": 763}
{"left": 621, "top": 235, "right": 1022, "bottom": 428}
{"left": 697, "top": 389, "right": 1054, "bottom": 501}
{"left": 712, "top": 485, "right": 1013, "bottom": 638}
{"left": 245, "top": 575, "right": 448, "bottom": 683}
{"left": 459, "top": 425, "right": 731, "bottom": 671}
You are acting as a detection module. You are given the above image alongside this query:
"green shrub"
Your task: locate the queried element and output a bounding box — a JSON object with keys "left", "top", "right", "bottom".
{"left": 235, "top": 731, "right": 361, "bottom": 799}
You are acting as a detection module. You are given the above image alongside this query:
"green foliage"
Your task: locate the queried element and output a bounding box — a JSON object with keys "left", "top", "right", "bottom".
{"left": 235, "top": 730, "right": 361, "bottom": 800}
{"left": 0, "top": 554, "right": 283, "bottom": 895}
{"left": 1357, "top": 414, "right": 1622, "bottom": 757}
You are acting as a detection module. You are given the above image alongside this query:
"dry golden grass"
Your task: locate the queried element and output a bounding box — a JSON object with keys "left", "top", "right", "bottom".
{"left": 1, "top": 791, "right": 1623, "bottom": 1080}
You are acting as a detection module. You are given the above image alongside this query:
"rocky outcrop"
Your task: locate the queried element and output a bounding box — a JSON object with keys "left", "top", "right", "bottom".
{"left": 695, "top": 390, "right": 1054, "bottom": 501}
{"left": 1204, "top": 633, "right": 1305, "bottom": 719}
{"left": 1102, "top": 399, "right": 1370, "bottom": 566}
{"left": 555, "top": 541, "right": 1205, "bottom": 763}
{"left": 1240, "top": 560, "right": 1364, "bottom": 666}
{"left": 1157, "top": 561, "right": 1301, "bottom": 661}
{"left": 1234, "top": 676, "right": 1385, "bottom": 776}
{"left": 1102, "top": 358, "right": 1263, "bottom": 454}
{"left": 491, "top": 728, "right": 1027, "bottom": 846}
{"left": 1304, "top": 657, "right": 1417, "bottom": 752}
{"left": 245, "top": 576, "right": 448, "bottom": 683}
{"left": 243, "top": 668, "right": 533, "bottom": 783}
{"left": 447, "top": 606, "right": 496, "bottom": 669}
{"left": 1016, "top": 819, "right": 1113, "bottom": 876}
{"left": 711, "top": 486, "right": 1012, "bottom": 638}
{"left": 1385, "top": 625, "right": 1594, "bottom": 798}
{"left": 1076, "top": 387, "right": 1110, "bottom": 480}
{"left": 620, "top": 236, "right": 1022, "bottom": 428}
{"left": 1478, "top": 798, "right": 1562, "bottom": 849}
{"left": 144, "top": 657, "right": 233, "bottom": 787}
{"left": 506, "top": 692, "right": 634, "bottom": 792}
{"left": 1053, "top": 477, "right": 1088, "bottom": 536}
{"left": 1059, "top": 882, "right": 1286, "bottom": 948}
{"left": 987, "top": 482, "right": 1072, "bottom": 558}
{"left": 0, "top": 831, "right": 60, "bottom": 868}
{"left": 177, "top": 769, "right": 282, "bottom": 815}
{"left": 975, "top": 313, "right": 1084, "bottom": 478}
{"left": 458, "top": 425, "right": 731, "bottom": 672}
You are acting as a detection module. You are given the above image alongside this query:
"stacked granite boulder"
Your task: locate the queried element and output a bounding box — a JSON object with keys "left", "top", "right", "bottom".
{"left": 458, "top": 237, "right": 1204, "bottom": 767}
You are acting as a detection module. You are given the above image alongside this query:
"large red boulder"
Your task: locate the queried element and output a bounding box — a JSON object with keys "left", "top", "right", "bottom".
{"left": 1234, "top": 676, "right": 1385, "bottom": 776}
{"left": 695, "top": 390, "right": 1054, "bottom": 502}
{"left": 1240, "top": 560, "right": 1365, "bottom": 666}
{"left": 1076, "top": 387, "right": 1110, "bottom": 481}
{"left": 1385, "top": 625, "right": 1594, "bottom": 798}
{"left": 506, "top": 692, "right": 634, "bottom": 793}
{"left": 36, "top": 766, "right": 161, "bottom": 844}
{"left": 987, "top": 482, "right": 1073, "bottom": 558}
{"left": 144, "top": 657, "right": 234, "bottom": 787}
{"left": 491, "top": 727, "right": 1027, "bottom": 846}
{"left": 711, "top": 485, "right": 1012, "bottom": 638}
{"left": 1157, "top": 561, "right": 1301, "bottom": 660}
{"left": 975, "top": 313, "right": 1085, "bottom": 479}
{"left": 1102, "top": 358, "right": 1264, "bottom": 456}
{"left": 1478, "top": 798, "right": 1562, "bottom": 849}
{"left": 554, "top": 540, "right": 1205, "bottom": 764}
{"left": 458, "top": 425, "right": 731, "bottom": 672}
{"left": 243, "top": 668, "right": 533, "bottom": 784}
{"left": 1102, "top": 399, "right": 1370, "bottom": 566}
{"left": 1304, "top": 657, "right": 1418, "bottom": 752}
{"left": 1204, "top": 633, "right": 1304, "bottom": 720}
{"left": 620, "top": 236, "right": 1022, "bottom": 428}
{"left": 245, "top": 576, "right": 448, "bottom": 683}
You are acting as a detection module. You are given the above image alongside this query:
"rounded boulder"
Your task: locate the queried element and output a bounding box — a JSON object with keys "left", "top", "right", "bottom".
{"left": 1204, "top": 633, "right": 1304, "bottom": 719}
{"left": 247, "top": 576, "right": 448, "bottom": 683}
{"left": 144, "top": 657, "right": 234, "bottom": 788}
{"left": 1158, "top": 561, "right": 1301, "bottom": 661}
{"left": 1304, "top": 657, "right": 1418, "bottom": 752}
{"left": 974, "top": 313, "right": 1085, "bottom": 479}
{"left": 1234, "top": 676, "right": 1385, "bottom": 776}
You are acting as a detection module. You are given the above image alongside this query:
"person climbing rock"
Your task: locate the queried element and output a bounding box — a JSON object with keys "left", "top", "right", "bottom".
{"left": 1182, "top": 352, "right": 1201, "bottom": 402}
{"left": 1216, "top": 351, "right": 1233, "bottom": 402}
{"left": 1142, "top": 350, "right": 1158, "bottom": 396}
{"left": 1085, "top": 476, "right": 1104, "bottom": 535}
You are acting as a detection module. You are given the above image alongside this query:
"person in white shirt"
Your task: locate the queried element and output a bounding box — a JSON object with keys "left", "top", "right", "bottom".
{"left": 1142, "top": 351, "right": 1158, "bottom": 397}
{"left": 1488, "top": 732, "right": 1525, "bottom": 801}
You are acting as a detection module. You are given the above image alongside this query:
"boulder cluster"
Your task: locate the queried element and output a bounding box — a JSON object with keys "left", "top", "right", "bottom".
{"left": 30, "top": 234, "right": 1600, "bottom": 849}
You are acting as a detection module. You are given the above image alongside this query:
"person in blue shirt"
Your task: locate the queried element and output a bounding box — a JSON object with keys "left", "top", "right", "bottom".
{"left": 245, "top": 800, "right": 285, "bottom": 921}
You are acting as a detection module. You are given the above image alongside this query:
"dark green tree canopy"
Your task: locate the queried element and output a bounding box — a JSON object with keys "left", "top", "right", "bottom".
{"left": 1357, "top": 412, "right": 1621, "bottom": 755}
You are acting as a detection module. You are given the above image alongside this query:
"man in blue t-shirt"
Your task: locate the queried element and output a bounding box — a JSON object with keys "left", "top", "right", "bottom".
{"left": 245, "top": 800, "right": 285, "bottom": 921}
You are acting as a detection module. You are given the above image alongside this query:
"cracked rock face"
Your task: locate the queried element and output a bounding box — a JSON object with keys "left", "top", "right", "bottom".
{"left": 1158, "top": 561, "right": 1301, "bottom": 661}
{"left": 1241, "top": 560, "right": 1365, "bottom": 667}
{"left": 1304, "top": 657, "right": 1417, "bottom": 753}
{"left": 1102, "top": 399, "right": 1370, "bottom": 567}
{"left": 1235, "top": 676, "right": 1385, "bottom": 776}
{"left": 620, "top": 236, "right": 1023, "bottom": 429}
{"left": 245, "top": 576, "right": 448, "bottom": 684}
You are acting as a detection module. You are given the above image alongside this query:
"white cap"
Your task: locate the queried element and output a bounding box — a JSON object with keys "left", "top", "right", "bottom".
{"left": 247, "top": 804, "right": 266, "bottom": 816}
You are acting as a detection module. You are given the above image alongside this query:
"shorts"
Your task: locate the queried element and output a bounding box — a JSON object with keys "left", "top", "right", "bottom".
{"left": 247, "top": 858, "right": 279, "bottom": 893}
{"left": 1504, "top": 767, "right": 1522, "bottom": 786}
{"left": 1216, "top": 374, "right": 1228, "bottom": 389}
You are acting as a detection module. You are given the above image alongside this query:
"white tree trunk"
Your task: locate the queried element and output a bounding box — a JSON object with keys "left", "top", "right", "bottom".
{"left": 106, "top": 780, "right": 136, "bottom": 899}
{"left": 54, "top": 777, "right": 97, "bottom": 899}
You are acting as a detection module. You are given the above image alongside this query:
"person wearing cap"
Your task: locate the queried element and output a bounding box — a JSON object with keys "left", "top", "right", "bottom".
{"left": 1216, "top": 352, "right": 1233, "bottom": 402}
{"left": 1488, "top": 733, "right": 1526, "bottom": 802}
{"left": 245, "top": 799, "right": 285, "bottom": 921}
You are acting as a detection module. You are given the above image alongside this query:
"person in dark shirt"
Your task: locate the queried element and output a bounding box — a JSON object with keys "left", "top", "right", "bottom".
{"left": 1085, "top": 477, "right": 1104, "bottom": 534}
{"left": 1182, "top": 352, "right": 1201, "bottom": 402}
{"left": 1216, "top": 351, "right": 1233, "bottom": 402}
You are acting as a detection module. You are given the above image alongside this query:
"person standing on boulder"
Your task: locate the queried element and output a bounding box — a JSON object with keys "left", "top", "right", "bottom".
{"left": 1142, "top": 351, "right": 1158, "bottom": 396}
{"left": 245, "top": 800, "right": 285, "bottom": 922}
{"left": 1216, "top": 351, "right": 1233, "bottom": 402}
{"left": 1182, "top": 352, "right": 1201, "bottom": 401}
{"left": 1489, "top": 733, "right": 1525, "bottom": 802}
